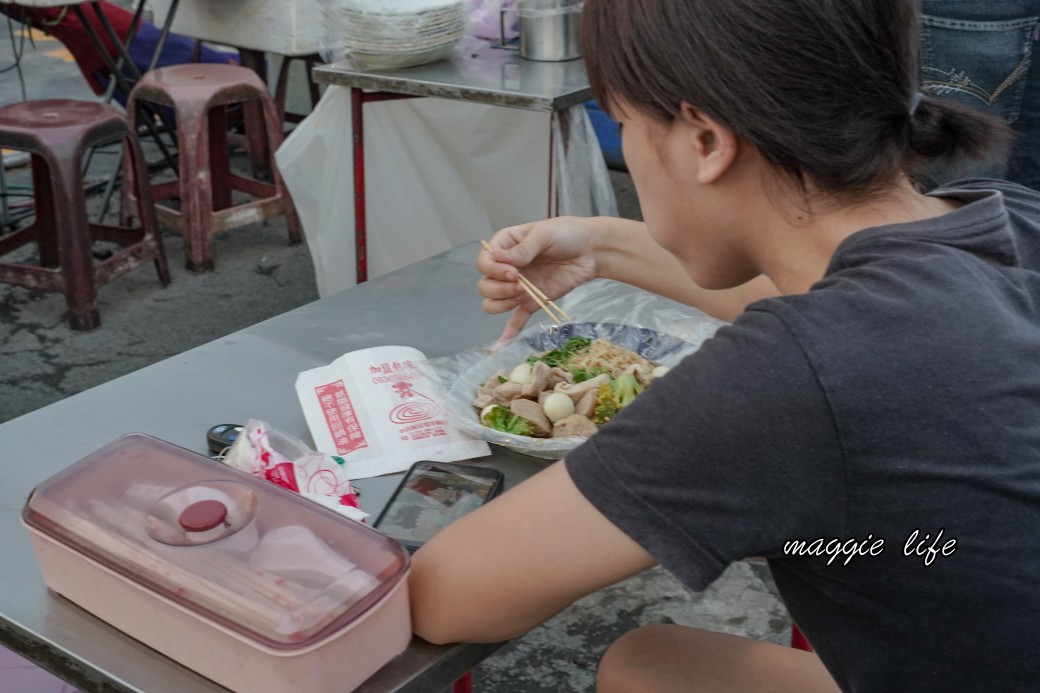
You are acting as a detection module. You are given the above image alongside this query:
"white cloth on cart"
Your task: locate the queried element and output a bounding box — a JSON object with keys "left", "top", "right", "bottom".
{"left": 276, "top": 85, "right": 617, "bottom": 297}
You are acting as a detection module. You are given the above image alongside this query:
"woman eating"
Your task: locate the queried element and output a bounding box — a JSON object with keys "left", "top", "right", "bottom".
{"left": 408, "top": 1, "right": 1040, "bottom": 690}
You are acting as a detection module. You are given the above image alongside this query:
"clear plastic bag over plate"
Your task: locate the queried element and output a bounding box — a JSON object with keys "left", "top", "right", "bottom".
{"left": 422, "top": 280, "right": 727, "bottom": 459}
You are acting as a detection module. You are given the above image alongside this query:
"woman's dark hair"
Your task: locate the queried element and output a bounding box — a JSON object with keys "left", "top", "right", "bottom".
{"left": 583, "top": 0, "right": 1011, "bottom": 198}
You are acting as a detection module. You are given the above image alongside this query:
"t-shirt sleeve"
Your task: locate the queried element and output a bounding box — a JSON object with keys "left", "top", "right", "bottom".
{"left": 565, "top": 308, "right": 848, "bottom": 591}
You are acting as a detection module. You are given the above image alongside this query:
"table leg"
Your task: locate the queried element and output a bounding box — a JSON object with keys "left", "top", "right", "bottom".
{"left": 547, "top": 112, "right": 556, "bottom": 218}
{"left": 351, "top": 88, "right": 367, "bottom": 284}
{"left": 349, "top": 91, "right": 420, "bottom": 285}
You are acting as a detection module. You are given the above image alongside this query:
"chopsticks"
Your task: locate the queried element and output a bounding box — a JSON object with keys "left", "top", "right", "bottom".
{"left": 481, "top": 240, "right": 570, "bottom": 324}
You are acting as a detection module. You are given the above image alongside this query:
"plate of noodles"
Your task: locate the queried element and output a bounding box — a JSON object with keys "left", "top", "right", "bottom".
{"left": 429, "top": 322, "right": 700, "bottom": 459}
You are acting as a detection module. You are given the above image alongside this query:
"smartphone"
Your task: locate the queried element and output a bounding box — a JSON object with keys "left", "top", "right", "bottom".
{"left": 373, "top": 461, "right": 504, "bottom": 552}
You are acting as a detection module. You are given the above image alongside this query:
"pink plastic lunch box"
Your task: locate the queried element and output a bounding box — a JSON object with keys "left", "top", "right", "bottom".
{"left": 22, "top": 433, "right": 412, "bottom": 693}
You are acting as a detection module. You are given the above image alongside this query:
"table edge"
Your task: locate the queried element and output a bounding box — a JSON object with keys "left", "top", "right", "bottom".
{"left": 312, "top": 66, "right": 592, "bottom": 112}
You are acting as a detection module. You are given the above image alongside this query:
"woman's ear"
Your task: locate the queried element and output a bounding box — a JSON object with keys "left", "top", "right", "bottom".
{"left": 679, "top": 103, "right": 739, "bottom": 184}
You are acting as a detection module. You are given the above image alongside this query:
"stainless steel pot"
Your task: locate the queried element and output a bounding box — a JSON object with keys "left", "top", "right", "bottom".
{"left": 500, "top": 1, "right": 583, "bottom": 62}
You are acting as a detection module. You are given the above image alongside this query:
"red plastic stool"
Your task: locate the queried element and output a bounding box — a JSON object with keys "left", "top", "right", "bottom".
{"left": 124, "top": 63, "right": 302, "bottom": 272}
{"left": 0, "top": 100, "right": 170, "bottom": 331}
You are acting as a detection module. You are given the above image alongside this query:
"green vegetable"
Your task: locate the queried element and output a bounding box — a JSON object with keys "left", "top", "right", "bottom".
{"left": 527, "top": 337, "right": 592, "bottom": 368}
{"left": 571, "top": 367, "right": 605, "bottom": 383}
{"left": 497, "top": 375, "right": 508, "bottom": 384}
{"left": 613, "top": 372, "right": 644, "bottom": 408}
{"left": 481, "top": 405, "right": 536, "bottom": 437}
{"left": 591, "top": 373, "right": 644, "bottom": 425}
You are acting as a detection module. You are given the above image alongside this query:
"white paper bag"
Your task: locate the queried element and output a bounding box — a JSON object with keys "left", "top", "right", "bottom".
{"left": 296, "top": 346, "right": 491, "bottom": 479}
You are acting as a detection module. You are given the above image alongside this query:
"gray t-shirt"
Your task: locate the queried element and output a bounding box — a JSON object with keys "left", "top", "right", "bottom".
{"left": 566, "top": 180, "right": 1040, "bottom": 691}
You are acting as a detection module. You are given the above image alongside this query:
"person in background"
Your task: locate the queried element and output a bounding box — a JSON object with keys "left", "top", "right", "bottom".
{"left": 408, "top": 0, "right": 1040, "bottom": 690}
{"left": 922, "top": 1, "right": 1040, "bottom": 188}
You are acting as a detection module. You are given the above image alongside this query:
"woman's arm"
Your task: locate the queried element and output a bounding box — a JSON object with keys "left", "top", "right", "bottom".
{"left": 592, "top": 217, "right": 779, "bottom": 323}
{"left": 408, "top": 460, "right": 656, "bottom": 645}
{"left": 479, "top": 217, "right": 779, "bottom": 334}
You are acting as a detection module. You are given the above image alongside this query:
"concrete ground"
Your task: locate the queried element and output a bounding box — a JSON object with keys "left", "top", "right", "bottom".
{"left": 0, "top": 19, "right": 790, "bottom": 692}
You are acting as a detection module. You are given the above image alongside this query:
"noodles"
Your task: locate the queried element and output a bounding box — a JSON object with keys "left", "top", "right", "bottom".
{"left": 566, "top": 339, "right": 654, "bottom": 385}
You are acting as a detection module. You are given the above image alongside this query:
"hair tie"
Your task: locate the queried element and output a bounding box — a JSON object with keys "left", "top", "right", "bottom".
{"left": 909, "top": 91, "right": 925, "bottom": 117}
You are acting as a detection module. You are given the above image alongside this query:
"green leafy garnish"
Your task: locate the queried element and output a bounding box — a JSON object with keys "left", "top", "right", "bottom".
{"left": 526, "top": 337, "right": 592, "bottom": 368}
{"left": 571, "top": 367, "right": 606, "bottom": 383}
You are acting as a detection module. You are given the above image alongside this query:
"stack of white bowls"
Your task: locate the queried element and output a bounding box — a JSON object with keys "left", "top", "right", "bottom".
{"left": 336, "top": 0, "right": 466, "bottom": 69}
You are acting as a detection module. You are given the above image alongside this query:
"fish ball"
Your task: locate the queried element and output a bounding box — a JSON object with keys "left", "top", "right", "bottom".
{"left": 509, "top": 362, "right": 534, "bottom": 384}
{"left": 542, "top": 392, "right": 576, "bottom": 423}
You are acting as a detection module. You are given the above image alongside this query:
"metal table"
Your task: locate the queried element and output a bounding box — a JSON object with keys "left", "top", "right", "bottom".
{"left": 313, "top": 48, "right": 593, "bottom": 284}
{"left": 0, "top": 241, "right": 549, "bottom": 692}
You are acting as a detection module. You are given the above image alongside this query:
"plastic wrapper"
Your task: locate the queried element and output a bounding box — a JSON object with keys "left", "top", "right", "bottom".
{"left": 222, "top": 420, "right": 368, "bottom": 522}
{"left": 422, "top": 280, "right": 727, "bottom": 459}
{"left": 466, "top": 0, "right": 518, "bottom": 40}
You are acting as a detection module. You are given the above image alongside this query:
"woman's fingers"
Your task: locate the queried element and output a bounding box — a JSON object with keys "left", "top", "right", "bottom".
{"left": 476, "top": 248, "right": 521, "bottom": 283}
{"left": 478, "top": 219, "right": 586, "bottom": 338}
{"left": 499, "top": 306, "right": 534, "bottom": 342}
{"left": 482, "top": 295, "right": 521, "bottom": 315}
{"left": 491, "top": 223, "right": 552, "bottom": 269}
{"left": 490, "top": 222, "right": 535, "bottom": 254}
{"left": 478, "top": 275, "right": 525, "bottom": 303}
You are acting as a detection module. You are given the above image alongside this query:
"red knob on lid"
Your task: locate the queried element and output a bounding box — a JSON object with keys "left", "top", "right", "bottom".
{"left": 179, "top": 500, "right": 228, "bottom": 533}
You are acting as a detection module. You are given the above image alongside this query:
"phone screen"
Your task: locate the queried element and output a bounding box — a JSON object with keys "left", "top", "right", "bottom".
{"left": 374, "top": 463, "right": 502, "bottom": 550}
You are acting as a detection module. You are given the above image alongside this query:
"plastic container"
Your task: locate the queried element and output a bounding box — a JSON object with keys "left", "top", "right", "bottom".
{"left": 21, "top": 434, "right": 412, "bottom": 693}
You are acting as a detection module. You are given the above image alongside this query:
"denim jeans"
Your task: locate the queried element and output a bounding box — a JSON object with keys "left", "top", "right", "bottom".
{"left": 920, "top": 1, "right": 1040, "bottom": 189}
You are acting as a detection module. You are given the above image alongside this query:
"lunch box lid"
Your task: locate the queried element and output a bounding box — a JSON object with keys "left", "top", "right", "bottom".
{"left": 22, "top": 434, "right": 410, "bottom": 650}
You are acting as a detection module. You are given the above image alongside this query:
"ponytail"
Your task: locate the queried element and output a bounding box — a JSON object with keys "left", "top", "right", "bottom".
{"left": 906, "top": 94, "right": 1012, "bottom": 178}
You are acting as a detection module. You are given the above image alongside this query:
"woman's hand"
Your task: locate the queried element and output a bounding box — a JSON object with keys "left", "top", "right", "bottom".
{"left": 478, "top": 216, "right": 779, "bottom": 333}
{"left": 477, "top": 217, "right": 601, "bottom": 340}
